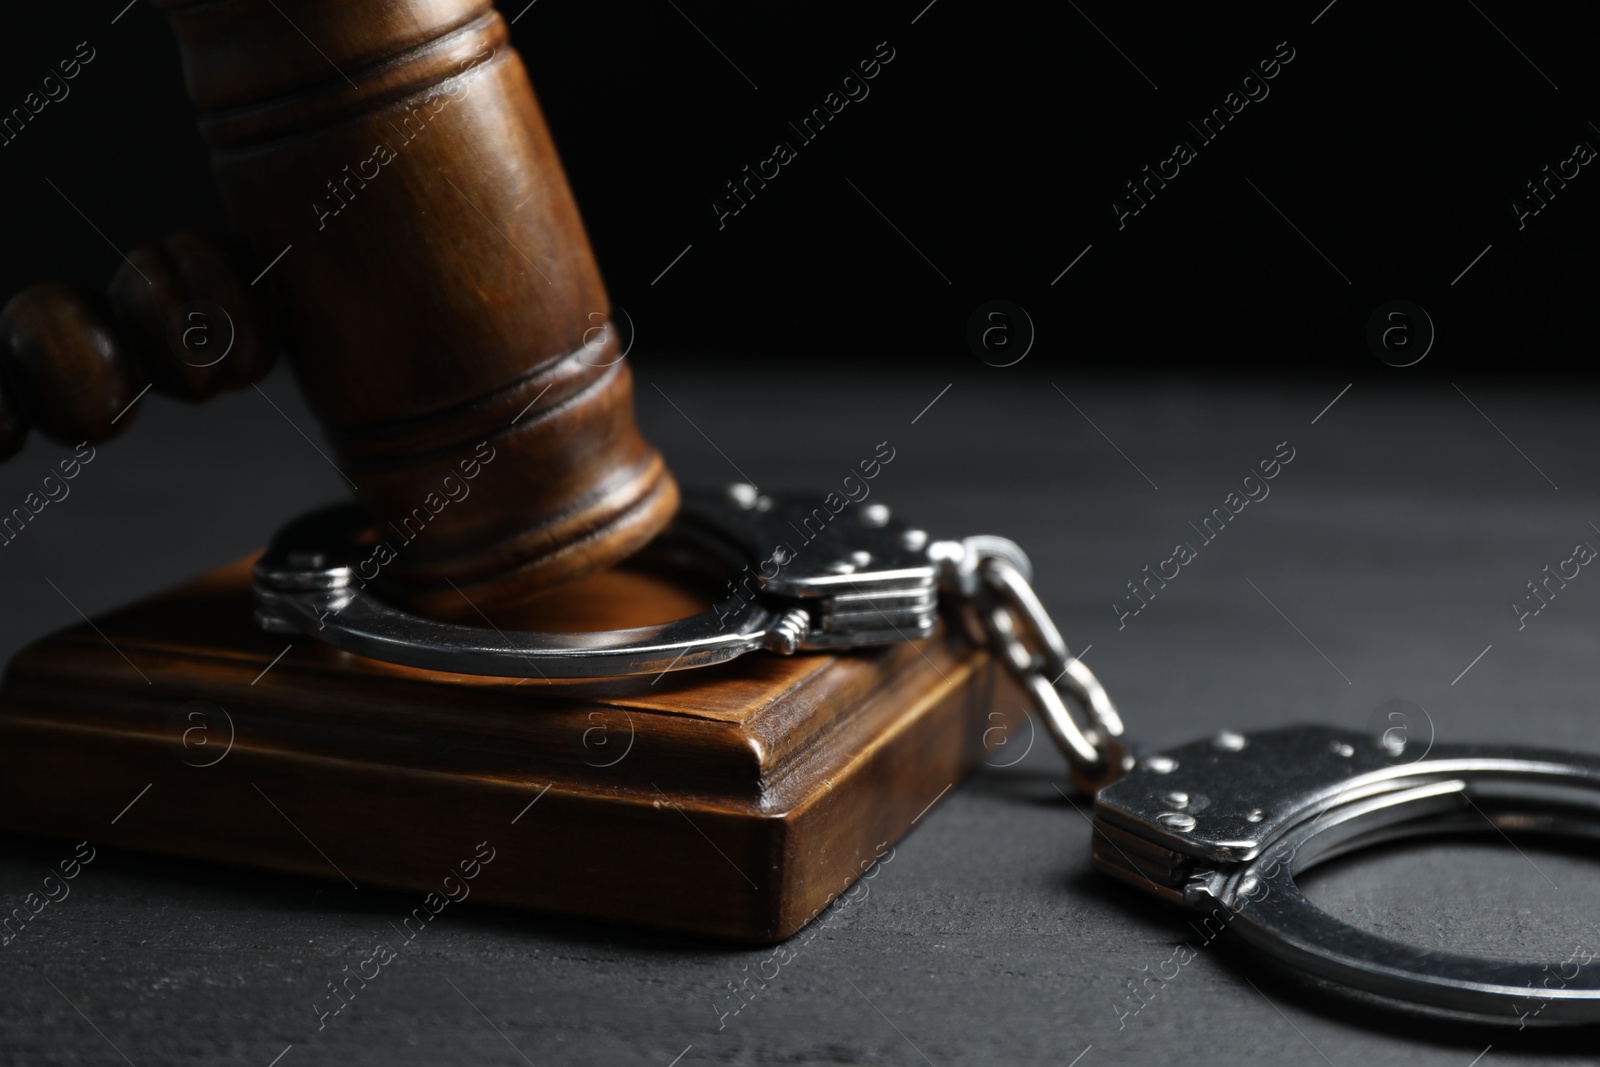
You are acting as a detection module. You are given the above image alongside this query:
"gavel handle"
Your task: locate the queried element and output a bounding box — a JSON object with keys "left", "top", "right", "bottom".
{"left": 0, "top": 232, "right": 274, "bottom": 459}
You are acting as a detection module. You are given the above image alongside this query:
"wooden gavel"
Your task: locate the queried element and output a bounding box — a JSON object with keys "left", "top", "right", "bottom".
{"left": 0, "top": 0, "right": 677, "bottom": 616}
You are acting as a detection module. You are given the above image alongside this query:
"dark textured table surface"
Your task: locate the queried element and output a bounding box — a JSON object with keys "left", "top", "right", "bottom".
{"left": 0, "top": 366, "right": 1596, "bottom": 1066}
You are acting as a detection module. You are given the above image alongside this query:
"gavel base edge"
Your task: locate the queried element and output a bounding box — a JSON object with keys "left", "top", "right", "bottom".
{"left": 0, "top": 557, "right": 1008, "bottom": 943}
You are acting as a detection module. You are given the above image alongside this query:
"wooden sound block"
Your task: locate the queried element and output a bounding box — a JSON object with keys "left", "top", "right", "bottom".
{"left": 0, "top": 557, "right": 1005, "bottom": 942}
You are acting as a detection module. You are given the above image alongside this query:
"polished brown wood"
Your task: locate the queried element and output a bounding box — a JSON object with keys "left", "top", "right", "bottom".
{"left": 0, "top": 232, "right": 274, "bottom": 451}
{"left": 0, "top": 557, "right": 1006, "bottom": 942}
{"left": 1, "top": 281, "right": 145, "bottom": 445}
{"left": 152, "top": 0, "right": 677, "bottom": 612}
{"left": 0, "top": 0, "right": 994, "bottom": 944}
{"left": 108, "top": 231, "right": 274, "bottom": 402}
{"left": 1, "top": 0, "right": 676, "bottom": 610}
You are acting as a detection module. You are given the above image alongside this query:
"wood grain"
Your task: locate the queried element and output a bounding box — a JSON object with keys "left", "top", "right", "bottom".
{"left": 0, "top": 0, "right": 677, "bottom": 611}
{"left": 154, "top": 0, "right": 678, "bottom": 612}
{"left": 107, "top": 231, "right": 275, "bottom": 403}
{"left": 0, "top": 556, "right": 1006, "bottom": 942}
{"left": 0, "top": 281, "right": 144, "bottom": 445}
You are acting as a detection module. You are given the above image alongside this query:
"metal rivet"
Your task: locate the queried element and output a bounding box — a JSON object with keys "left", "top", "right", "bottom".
{"left": 1330, "top": 741, "right": 1355, "bottom": 758}
{"left": 1143, "top": 755, "right": 1177, "bottom": 774}
{"left": 861, "top": 504, "right": 891, "bottom": 527}
{"left": 726, "top": 483, "right": 758, "bottom": 509}
{"left": 1246, "top": 809, "right": 1265, "bottom": 823}
{"left": 900, "top": 528, "right": 929, "bottom": 551}
{"left": 850, "top": 550, "right": 873, "bottom": 567}
{"left": 1158, "top": 812, "right": 1196, "bottom": 832}
{"left": 1163, "top": 791, "right": 1190, "bottom": 808}
{"left": 1211, "top": 730, "right": 1247, "bottom": 751}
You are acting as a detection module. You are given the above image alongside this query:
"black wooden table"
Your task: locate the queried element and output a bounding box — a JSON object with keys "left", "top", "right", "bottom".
{"left": 0, "top": 364, "right": 1595, "bottom": 1065}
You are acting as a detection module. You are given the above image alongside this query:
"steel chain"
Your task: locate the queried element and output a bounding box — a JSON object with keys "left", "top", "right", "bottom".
{"left": 936, "top": 537, "right": 1128, "bottom": 791}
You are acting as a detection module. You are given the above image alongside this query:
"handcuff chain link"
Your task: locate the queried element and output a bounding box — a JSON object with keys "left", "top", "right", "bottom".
{"left": 938, "top": 537, "right": 1128, "bottom": 791}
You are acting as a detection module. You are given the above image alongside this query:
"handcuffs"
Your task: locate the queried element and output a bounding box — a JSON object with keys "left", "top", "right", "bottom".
{"left": 254, "top": 485, "right": 1600, "bottom": 1026}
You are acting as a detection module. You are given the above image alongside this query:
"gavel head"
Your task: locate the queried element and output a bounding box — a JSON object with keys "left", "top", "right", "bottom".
{"left": 146, "top": 0, "right": 678, "bottom": 615}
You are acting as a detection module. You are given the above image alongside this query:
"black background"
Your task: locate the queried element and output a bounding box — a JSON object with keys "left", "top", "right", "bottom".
{"left": 1, "top": 0, "right": 1595, "bottom": 377}
{"left": 3, "top": 6, "right": 1600, "bottom": 1064}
